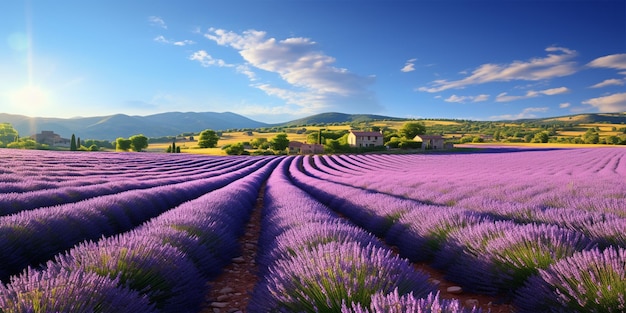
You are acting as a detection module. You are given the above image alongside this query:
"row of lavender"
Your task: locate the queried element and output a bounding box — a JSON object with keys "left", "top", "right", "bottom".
{"left": 290, "top": 150, "right": 626, "bottom": 312}
{"left": 0, "top": 155, "right": 279, "bottom": 312}
{"left": 316, "top": 149, "right": 626, "bottom": 219}
{"left": 0, "top": 154, "right": 272, "bottom": 282}
{"left": 309, "top": 151, "right": 626, "bottom": 248}
{"left": 248, "top": 157, "right": 479, "bottom": 312}
{"left": 0, "top": 149, "right": 225, "bottom": 192}
{"left": 0, "top": 150, "right": 254, "bottom": 214}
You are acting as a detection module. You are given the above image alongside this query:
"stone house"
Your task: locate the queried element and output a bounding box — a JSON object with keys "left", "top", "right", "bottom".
{"left": 413, "top": 134, "right": 446, "bottom": 150}
{"left": 347, "top": 130, "right": 384, "bottom": 148}
{"left": 288, "top": 141, "right": 324, "bottom": 154}
{"left": 31, "top": 131, "right": 71, "bottom": 147}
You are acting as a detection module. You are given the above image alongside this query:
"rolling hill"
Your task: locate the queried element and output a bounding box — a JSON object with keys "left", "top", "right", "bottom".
{"left": 0, "top": 112, "right": 269, "bottom": 140}
{"left": 280, "top": 112, "right": 402, "bottom": 126}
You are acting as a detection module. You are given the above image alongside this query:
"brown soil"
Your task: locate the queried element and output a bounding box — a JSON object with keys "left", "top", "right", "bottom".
{"left": 200, "top": 185, "right": 516, "bottom": 313}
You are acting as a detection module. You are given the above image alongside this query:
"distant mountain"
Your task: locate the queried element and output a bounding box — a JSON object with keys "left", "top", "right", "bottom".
{"left": 0, "top": 112, "right": 269, "bottom": 140}
{"left": 280, "top": 112, "right": 403, "bottom": 126}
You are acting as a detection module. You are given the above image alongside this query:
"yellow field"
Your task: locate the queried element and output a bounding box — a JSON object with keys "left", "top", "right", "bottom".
{"left": 146, "top": 130, "right": 310, "bottom": 155}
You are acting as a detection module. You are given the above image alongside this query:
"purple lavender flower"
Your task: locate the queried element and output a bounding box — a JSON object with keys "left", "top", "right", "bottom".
{"left": 0, "top": 265, "right": 156, "bottom": 313}
{"left": 343, "top": 290, "right": 481, "bottom": 313}
{"left": 249, "top": 241, "right": 436, "bottom": 312}
{"left": 53, "top": 232, "right": 205, "bottom": 312}
{"left": 515, "top": 247, "right": 626, "bottom": 313}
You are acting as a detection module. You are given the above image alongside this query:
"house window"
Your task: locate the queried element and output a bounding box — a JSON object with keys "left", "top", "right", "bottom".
{"left": 368, "top": 136, "right": 371, "bottom": 140}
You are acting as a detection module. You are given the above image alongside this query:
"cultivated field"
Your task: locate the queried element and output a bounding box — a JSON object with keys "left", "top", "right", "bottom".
{"left": 0, "top": 148, "right": 624, "bottom": 312}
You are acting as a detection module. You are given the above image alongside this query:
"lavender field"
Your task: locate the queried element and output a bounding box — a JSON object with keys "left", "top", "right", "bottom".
{"left": 0, "top": 148, "right": 624, "bottom": 312}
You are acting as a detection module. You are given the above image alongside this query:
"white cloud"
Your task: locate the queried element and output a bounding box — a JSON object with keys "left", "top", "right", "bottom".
{"left": 444, "top": 94, "right": 489, "bottom": 103}
{"left": 201, "top": 27, "right": 381, "bottom": 113}
{"left": 559, "top": 102, "right": 571, "bottom": 108}
{"left": 401, "top": 58, "right": 417, "bottom": 73}
{"left": 590, "top": 78, "right": 625, "bottom": 88}
{"left": 582, "top": 92, "right": 626, "bottom": 112}
{"left": 148, "top": 16, "right": 167, "bottom": 29}
{"left": 587, "top": 53, "right": 626, "bottom": 70}
{"left": 419, "top": 47, "right": 578, "bottom": 93}
{"left": 490, "top": 107, "right": 549, "bottom": 120}
{"left": 188, "top": 50, "right": 231, "bottom": 67}
{"left": 154, "top": 35, "right": 195, "bottom": 46}
{"left": 496, "top": 86, "right": 570, "bottom": 102}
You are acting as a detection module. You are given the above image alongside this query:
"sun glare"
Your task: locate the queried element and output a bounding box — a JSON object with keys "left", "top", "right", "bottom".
{"left": 10, "top": 85, "right": 51, "bottom": 113}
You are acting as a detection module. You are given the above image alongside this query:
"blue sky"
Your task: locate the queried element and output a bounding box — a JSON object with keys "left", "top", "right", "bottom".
{"left": 1, "top": 0, "right": 625, "bottom": 123}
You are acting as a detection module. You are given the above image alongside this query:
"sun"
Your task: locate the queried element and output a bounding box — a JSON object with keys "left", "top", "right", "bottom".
{"left": 10, "top": 85, "right": 51, "bottom": 113}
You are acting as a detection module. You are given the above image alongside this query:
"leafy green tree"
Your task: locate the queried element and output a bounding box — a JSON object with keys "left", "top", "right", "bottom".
{"left": 83, "top": 139, "right": 114, "bottom": 150}
{"left": 7, "top": 138, "right": 43, "bottom": 149}
{"left": 129, "top": 134, "right": 148, "bottom": 152}
{"left": 89, "top": 144, "right": 99, "bottom": 151}
{"left": 399, "top": 122, "right": 426, "bottom": 139}
{"left": 115, "top": 137, "right": 132, "bottom": 151}
{"left": 198, "top": 129, "right": 219, "bottom": 148}
{"left": 398, "top": 140, "right": 422, "bottom": 149}
{"left": 0, "top": 123, "right": 19, "bottom": 147}
{"left": 270, "top": 133, "right": 289, "bottom": 151}
{"left": 70, "top": 134, "right": 77, "bottom": 151}
{"left": 605, "top": 135, "right": 621, "bottom": 145}
{"left": 223, "top": 142, "right": 246, "bottom": 155}
{"left": 524, "top": 134, "right": 534, "bottom": 143}
{"left": 582, "top": 128, "right": 599, "bottom": 144}
{"left": 532, "top": 132, "right": 549, "bottom": 143}
{"left": 250, "top": 137, "right": 268, "bottom": 149}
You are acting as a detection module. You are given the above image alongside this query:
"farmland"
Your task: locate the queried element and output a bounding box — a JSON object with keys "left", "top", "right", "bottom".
{"left": 0, "top": 147, "right": 625, "bottom": 312}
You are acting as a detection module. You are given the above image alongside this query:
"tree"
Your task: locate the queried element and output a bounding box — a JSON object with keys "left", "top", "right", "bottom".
{"left": 223, "top": 142, "right": 245, "bottom": 155}
{"left": 115, "top": 137, "right": 132, "bottom": 151}
{"left": 250, "top": 137, "right": 270, "bottom": 149}
{"left": 270, "top": 133, "right": 289, "bottom": 151}
{"left": 582, "top": 128, "right": 599, "bottom": 144}
{"left": 70, "top": 134, "right": 77, "bottom": 151}
{"left": 532, "top": 132, "right": 549, "bottom": 143}
{"left": 198, "top": 129, "right": 219, "bottom": 148}
{"left": 129, "top": 134, "right": 148, "bottom": 152}
{"left": 0, "top": 123, "right": 19, "bottom": 147}
{"left": 399, "top": 122, "right": 426, "bottom": 139}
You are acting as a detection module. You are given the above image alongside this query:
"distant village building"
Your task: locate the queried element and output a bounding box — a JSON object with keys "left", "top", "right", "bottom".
{"left": 413, "top": 134, "right": 449, "bottom": 150}
{"left": 288, "top": 141, "right": 324, "bottom": 154}
{"left": 31, "top": 131, "right": 71, "bottom": 147}
{"left": 347, "top": 130, "right": 384, "bottom": 148}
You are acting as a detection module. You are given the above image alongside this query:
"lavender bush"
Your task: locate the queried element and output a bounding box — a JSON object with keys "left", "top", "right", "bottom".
{"left": 53, "top": 233, "right": 206, "bottom": 312}
{"left": 251, "top": 241, "right": 436, "bottom": 312}
{"left": 0, "top": 265, "right": 156, "bottom": 313}
{"left": 343, "top": 290, "right": 481, "bottom": 313}
{"left": 515, "top": 247, "right": 626, "bottom": 313}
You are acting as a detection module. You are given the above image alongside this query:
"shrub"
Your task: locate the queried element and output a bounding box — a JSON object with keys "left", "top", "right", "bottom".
{"left": 515, "top": 247, "right": 626, "bottom": 313}
{"left": 250, "top": 242, "right": 436, "bottom": 312}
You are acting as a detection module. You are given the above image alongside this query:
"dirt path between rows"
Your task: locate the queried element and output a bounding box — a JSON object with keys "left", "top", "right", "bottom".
{"left": 200, "top": 184, "right": 516, "bottom": 313}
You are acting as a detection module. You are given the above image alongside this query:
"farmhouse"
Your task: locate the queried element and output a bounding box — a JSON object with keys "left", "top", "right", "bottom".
{"left": 348, "top": 130, "right": 384, "bottom": 148}
{"left": 288, "top": 141, "right": 325, "bottom": 155}
{"left": 413, "top": 134, "right": 449, "bottom": 150}
{"left": 31, "top": 131, "right": 71, "bottom": 147}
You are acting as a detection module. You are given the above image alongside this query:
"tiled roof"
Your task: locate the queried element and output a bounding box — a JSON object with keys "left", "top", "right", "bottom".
{"left": 349, "top": 131, "right": 382, "bottom": 136}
